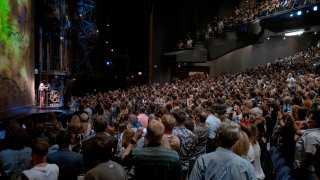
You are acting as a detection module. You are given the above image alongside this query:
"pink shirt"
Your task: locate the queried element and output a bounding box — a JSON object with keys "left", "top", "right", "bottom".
{"left": 137, "top": 113, "right": 149, "bottom": 128}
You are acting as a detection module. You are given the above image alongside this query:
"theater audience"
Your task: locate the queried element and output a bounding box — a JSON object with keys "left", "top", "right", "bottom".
{"left": 2, "top": 43, "right": 320, "bottom": 179}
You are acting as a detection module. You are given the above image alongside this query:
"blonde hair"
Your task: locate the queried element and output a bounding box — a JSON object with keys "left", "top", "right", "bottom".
{"left": 232, "top": 131, "right": 250, "bottom": 157}
{"left": 122, "top": 129, "right": 135, "bottom": 148}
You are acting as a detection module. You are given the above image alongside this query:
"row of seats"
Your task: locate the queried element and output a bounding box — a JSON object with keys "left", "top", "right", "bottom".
{"left": 269, "top": 146, "right": 295, "bottom": 180}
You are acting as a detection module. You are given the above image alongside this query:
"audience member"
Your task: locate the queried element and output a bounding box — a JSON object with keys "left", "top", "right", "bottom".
{"left": 189, "top": 122, "right": 256, "bottom": 179}
{"left": 47, "top": 130, "right": 84, "bottom": 180}
{"left": 23, "top": 138, "right": 59, "bottom": 180}
{"left": 0, "top": 128, "right": 31, "bottom": 177}
{"left": 121, "top": 120, "right": 181, "bottom": 180}
{"left": 84, "top": 133, "right": 127, "bottom": 180}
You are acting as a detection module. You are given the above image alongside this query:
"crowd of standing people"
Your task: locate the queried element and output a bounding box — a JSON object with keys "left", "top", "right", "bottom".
{"left": 0, "top": 43, "right": 320, "bottom": 179}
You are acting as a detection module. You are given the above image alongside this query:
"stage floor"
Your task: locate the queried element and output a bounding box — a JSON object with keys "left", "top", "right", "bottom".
{"left": 0, "top": 106, "right": 73, "bottom": 122}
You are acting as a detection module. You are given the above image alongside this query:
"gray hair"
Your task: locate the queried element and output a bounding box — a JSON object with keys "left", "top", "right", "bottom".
{"left": 217, "top": 122, "right": 241, "bottom": 148}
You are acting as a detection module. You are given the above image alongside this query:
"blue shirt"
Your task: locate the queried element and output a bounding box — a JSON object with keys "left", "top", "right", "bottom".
{"left": 205, "top": 114, "right": 221, "bottom": 139}
{"left": 189, "top": 147, "right": 256, "bottom": 180}
{"left": 0, "top": 147, "right": 32, "bottom": 174}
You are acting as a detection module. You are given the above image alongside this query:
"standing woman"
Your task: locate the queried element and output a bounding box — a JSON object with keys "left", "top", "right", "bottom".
{"left": 38, "top": 83, "right": 50, "bottom": 108}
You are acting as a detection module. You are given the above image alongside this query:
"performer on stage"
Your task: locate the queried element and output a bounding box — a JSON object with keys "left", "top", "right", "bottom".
{"left": 38, "top": 82, "right": 50, "bottom": 108}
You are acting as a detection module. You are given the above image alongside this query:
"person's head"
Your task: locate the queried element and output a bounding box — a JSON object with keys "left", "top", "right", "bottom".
{"left": 249, "top": 107, "right": 263, "bottom": 123}
{"left": 173, "top": 99, "right": 179, "bottom": 107}
{"left": 48, "top": 131, "right": 58, "bottom": 146}
{"left": 146, "top": 120, "right": 165, "bottom": 143}
{"left": 7, "top": 127, "right": 29, "bottom": 150}
{"left": 92, "top": 133, "right": 113, "bottom": 163}
{"left": 80, "top": 113, "right": 89, "bottom": 123}
{"left": 307, "top": 108, "right": 320, "bottom": 128}
{"left": 121, "top": 129, "right": 135, "bottom": 148}
{"left": 56, "top": 130, "right": 72, "bottom": 149}
{"left": 283, "top": 96, "right": 292, "bottom": 104}
{"left": 92, "top": 115, "right": 108, "bottom": 133}
{"left": 183, "top": 117, "right": 194, "bottom": 132}
{"left": 47, "top": 112, "right": 57, "bottom": 122}
{"left": 198, "top": 111, "right": 208, "bottom": 123}
{"left": 232, "top": 131, "right": 250, "bottom": 157}
{"left": 161, "top": 114, "right": 176, "bottom": 133}
{"left": 240, "top": 124, "right": 258, "bottom": 144}
{"left": 297, "top": 106, "right": 308, "bottom": 121}
{"left": 31, "top": 138, "right": 49, "bottom": 158}
{"left": 172, "top": 108, "right": 186, "bottom": 124}
{"left": 216, "top": 122, "right": 241, "bottom": 149}
{"left": 127, "top": 114, "right": 138, "bottom": 128}
{"left": 254, "top": 117, "right": 266, "bottom": 138}
{"left": 242, "top": 100, "right": 253, "bottom": 111}
{"left": 139, "top": 106, "right": 146, "bottom": 113}
{"left": 38, "top": 83, "right": 45, "bottom": 91}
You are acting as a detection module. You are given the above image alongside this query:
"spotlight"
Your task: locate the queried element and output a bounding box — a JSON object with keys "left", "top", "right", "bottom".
{"left": 96, "top": 30, "right": 99, "bottom": 33}
{"left": 111, "top": 49, "right": 114, "bottom": 52}
{"left": 307, "top": 10, "right": 309, "bottom": 13}
{"left": 283, "top": 37, "right": 286, "bottom": 40}
{"left": 297, "top": 11, "right": 302, "bottom": 16}
{"left": 60, "top": 37, "right": 64, "bottom": 40}
{"left": 105, "top": 41, "right": 108, "bottom": 44}
{"left": 314, "top": 6, "right": 318, "bottom": 11}
{"left": 138, "top": 72, "right": 142, "bottom": 75}
{"left": 290, "top": 14, "right": 293, "bottom": 17}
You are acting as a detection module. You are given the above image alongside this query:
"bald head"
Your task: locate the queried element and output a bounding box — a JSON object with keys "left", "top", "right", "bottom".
{"left": 147, "top": 120, "right": 165, "bottom": 143}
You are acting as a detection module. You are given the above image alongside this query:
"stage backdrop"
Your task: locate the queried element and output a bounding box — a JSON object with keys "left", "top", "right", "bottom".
{"left": 0, "top": 0, "right": 35, "bottom": 113}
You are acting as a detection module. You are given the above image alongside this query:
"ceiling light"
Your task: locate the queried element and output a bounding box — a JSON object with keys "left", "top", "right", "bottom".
{"left": 285, "top": 30, "right": 304, "bottom": 36}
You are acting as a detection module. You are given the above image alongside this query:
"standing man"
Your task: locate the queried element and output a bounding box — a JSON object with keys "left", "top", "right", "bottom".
{"left": 47, "top": 130, "right": 83, "bottom": 180}
{"left": 205, "top": 107, "right": 221, "bottom": 153}
{"left": 121, "top": 120, "right": 181, "bottom": 180}
{"left": 190, "top": 122, "right": 256, "bottom": 180}
{"left": 23, "top": 138, "right": 59, "bottom": 180}
{"left": 85, "top": 133, "right": 127, "bottom": 180}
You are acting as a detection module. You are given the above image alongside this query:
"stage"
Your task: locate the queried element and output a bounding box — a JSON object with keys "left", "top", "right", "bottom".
{"left": 0, "top": 106, "right": 73, "bottom": 122}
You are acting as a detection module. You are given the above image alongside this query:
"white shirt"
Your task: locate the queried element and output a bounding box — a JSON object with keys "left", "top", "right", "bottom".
{"left": 23, "top": 163, "right": 59, "bottom": 180}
